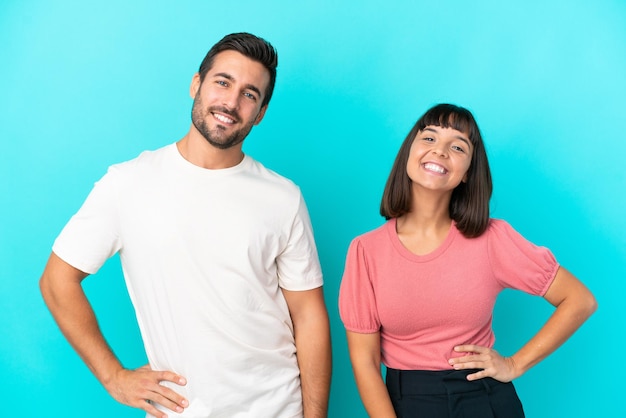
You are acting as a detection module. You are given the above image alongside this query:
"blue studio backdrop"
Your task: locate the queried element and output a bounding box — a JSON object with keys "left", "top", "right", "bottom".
{"left": 1, "top": 1, "right": 624, "bottom": 417}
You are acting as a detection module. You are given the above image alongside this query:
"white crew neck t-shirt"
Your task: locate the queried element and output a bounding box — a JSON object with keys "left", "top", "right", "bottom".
{"left": 53, "top": 144, "right": 323, "bottom": 417}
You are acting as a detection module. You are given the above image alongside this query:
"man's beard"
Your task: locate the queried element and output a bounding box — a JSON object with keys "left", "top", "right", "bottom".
{"left": 191, "top": 95, "right": 256, "bottom": 150}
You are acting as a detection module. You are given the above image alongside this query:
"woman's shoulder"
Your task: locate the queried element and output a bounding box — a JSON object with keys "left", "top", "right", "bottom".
{"left": 487, "top": 218, "right": 509, "bottom": 228}
{"left": 485, "top": 218, "right": 517, "bottom": 234}
{"left": 483, "top": 218, "right": 536, "bottom": 247}
{"left": 350, "top": 219, "right": 394, "bottom": 246}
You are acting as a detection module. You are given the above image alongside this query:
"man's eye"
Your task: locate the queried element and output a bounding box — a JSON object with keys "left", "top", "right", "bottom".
{"left": 243, "top": 92, "right": 257, "bottom": 101}
{"left": 217, "top": 80, "right": 228, "bottom": 86}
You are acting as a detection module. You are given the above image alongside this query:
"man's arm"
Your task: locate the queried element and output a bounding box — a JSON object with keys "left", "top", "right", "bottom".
{"left": 39, "top": 252, "right": 189, "bottom": 418}
{"left": 282, "top": 287, "right": 332, "bottom": 418}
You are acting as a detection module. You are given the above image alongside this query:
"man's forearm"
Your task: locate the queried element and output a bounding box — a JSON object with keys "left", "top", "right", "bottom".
{"left": 295, "top": 314, "right": 332, "bottom": 417}
{"left": 39, "top": 256, "right": 124, "bottom": 386}
{"left": 39, "top": 253, "right": 189, "bottom": 418}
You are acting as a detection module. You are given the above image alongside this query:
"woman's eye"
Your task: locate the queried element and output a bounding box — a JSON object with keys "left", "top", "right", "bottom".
{"left": 422, "top": 137, "right": 435, "bottom": 142}
{"left": 452, "top": 145, "right": 466, "bottom": 153}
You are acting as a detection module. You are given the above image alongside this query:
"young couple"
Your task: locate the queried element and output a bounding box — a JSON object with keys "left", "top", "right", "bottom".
{"left": 40, "top": 32, "right": 595, "bottom": 417}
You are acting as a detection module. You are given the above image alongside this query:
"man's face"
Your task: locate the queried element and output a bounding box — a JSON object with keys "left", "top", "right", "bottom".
{"left": 190, "top": 50, "right": 270, "bottom": 150}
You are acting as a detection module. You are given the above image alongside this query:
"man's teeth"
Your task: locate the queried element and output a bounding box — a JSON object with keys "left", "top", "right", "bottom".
{"left": 214, "top": 113, "right": 234, "bottom": 124}
{"left": 424, "top": 163, "right": 446, "bottom": 174}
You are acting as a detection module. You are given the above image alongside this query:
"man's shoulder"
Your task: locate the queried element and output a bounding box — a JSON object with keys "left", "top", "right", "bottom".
{"left": 245, "top": 157, "right": 300, "bottom": 194}
{"left": 108, "top": 143, "right": 174, "bottom": 174}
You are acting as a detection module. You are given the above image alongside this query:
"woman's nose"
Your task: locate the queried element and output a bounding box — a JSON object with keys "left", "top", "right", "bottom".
{"left": 432, "top": 147, "right": 447, "bottom": 157}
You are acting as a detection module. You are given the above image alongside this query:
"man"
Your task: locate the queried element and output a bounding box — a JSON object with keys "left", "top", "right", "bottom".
{"left": 39, "top": 32, "right": 332, "bottom": 418}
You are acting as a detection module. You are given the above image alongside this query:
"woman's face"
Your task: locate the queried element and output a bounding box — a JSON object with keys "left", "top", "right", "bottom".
{"left": 405, "top": 125, "right": 473, "bottom": 194}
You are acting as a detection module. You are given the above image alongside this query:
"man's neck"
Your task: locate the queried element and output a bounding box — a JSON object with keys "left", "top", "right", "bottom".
{"left": 176, "top": 131, "right": 244, "bottom": 169}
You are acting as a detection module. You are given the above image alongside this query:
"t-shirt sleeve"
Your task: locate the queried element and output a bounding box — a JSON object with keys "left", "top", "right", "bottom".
{"left": 276, "top": 193, "right": 323, "bottom": 291}
{"left": 338, "top": 238, "right": 380, "bottom": 333}
{"left": 487, "top": 219, "right": 559, "bottom": 296}
{"left": 52, "top": 167, "right": 122, "bottom": 275}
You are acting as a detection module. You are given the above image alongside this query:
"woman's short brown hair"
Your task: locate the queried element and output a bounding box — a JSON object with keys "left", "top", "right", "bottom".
{"left": 380, "top": 104, "right": 492, "bottom": 238}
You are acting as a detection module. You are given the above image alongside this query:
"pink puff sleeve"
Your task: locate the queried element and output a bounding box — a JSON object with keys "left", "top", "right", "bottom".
{"left": 487, "top": 219, "right": 560, "bottom": 296}
{"left": 338, "top": 238, "right": 381, "bottom": 333}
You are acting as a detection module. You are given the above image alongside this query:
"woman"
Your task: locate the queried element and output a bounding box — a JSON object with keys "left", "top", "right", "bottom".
{"left": 338, "top": 104, "right": 597, "bottom": 417}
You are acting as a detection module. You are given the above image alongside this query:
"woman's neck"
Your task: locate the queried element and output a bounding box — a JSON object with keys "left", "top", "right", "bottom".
{"left": 395, "top": 190, "right": 453, "bottom": 256}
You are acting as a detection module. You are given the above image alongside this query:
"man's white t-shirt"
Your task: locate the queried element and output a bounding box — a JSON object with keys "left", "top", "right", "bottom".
{"left": 53, "top": 144, "right": 323, "bottom": 417}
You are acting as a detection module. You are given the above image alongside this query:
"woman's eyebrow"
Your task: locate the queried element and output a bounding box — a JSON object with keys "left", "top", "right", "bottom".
{"left": 423, "top": 127, "right": 471, "bottom": 147}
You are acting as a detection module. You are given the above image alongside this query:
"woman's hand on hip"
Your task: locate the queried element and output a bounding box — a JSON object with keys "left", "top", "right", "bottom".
{"left": 448, "top": 345, "right": 520, "bottom": 383}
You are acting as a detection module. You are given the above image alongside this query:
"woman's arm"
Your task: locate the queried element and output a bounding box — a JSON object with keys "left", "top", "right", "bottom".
{"left": 449, "top": 266, "right": 597, "bottom": 382}
{"left": 346, "top": 331, "right": 397, "bottom": 417}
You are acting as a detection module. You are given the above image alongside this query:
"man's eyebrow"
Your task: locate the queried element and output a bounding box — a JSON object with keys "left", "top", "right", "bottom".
{"left": 214, "top": 72, "right": 263, "bottom": 97}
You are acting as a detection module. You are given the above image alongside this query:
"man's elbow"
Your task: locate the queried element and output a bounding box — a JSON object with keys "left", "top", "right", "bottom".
{"left": 39, "top": 270, "right": 61, "bottom": 310}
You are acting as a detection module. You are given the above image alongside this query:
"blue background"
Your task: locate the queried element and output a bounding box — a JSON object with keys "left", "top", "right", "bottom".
{"left": 1, "top": 1, "right": 624, "bottom": 416}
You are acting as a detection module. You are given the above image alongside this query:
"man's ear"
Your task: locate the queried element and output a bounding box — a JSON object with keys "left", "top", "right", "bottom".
{"left": 190, "top": 73, "right": 201, "bottom": 98}
{"left": 254, "top": 105, "right": 268, "bottom": 125}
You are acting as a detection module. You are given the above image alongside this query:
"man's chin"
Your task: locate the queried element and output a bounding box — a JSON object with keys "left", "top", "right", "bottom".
{"left": 204, "top": 136, "right": 243, "bottom": 150}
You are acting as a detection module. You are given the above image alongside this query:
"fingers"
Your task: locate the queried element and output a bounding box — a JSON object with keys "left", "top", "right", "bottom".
{"left": 141, "top": 399, "right": 171, "bottom": 418}
{"left": 155, "top": 369, "right": 188, "bottom": 387}
{"left": 107, "top": 367, "right": 189, "bottom": 417}
{"left": 449, "top": 355, "right": 487, "bottom": 372}
{"left": 146, "top": 379, "right": 189, "bottom": 415}
{"left": 448, "top": 345, "right": 490, "bottom": 371}
{"left": 153, "top": 370, "right": 189, "bottom": 412}
{"left": 447, "top": 345, "right": 517, "bottom": 383}
{"left": 453, "top": 344, "right": 486, "bottom": 354}
{"left": 465, "top": 369, "right": 488, "bottom": 381}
